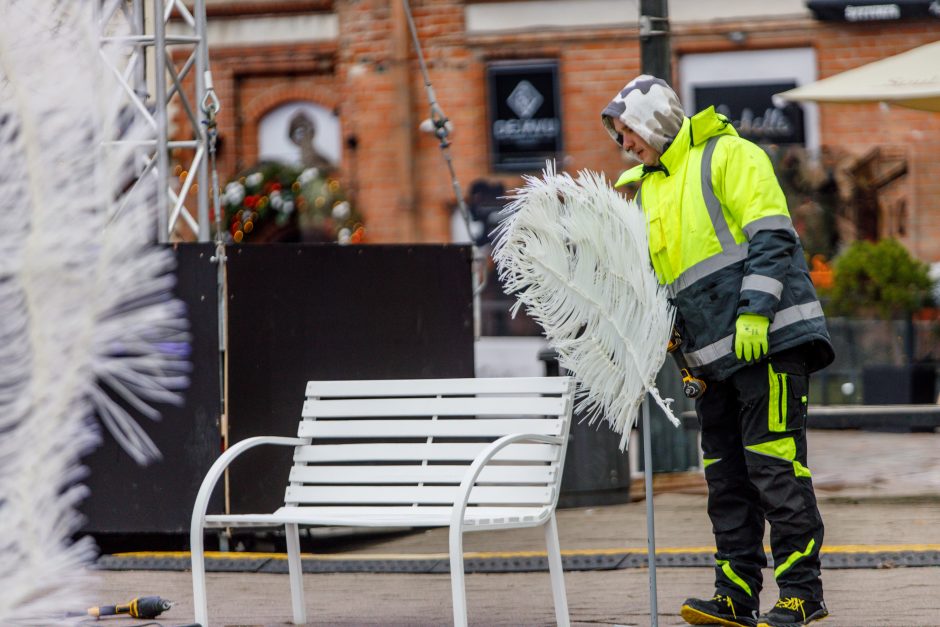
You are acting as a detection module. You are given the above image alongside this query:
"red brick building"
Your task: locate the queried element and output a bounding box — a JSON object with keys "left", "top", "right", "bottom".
{"left": 190, "top": 0, "right": 940, "bottom": 261}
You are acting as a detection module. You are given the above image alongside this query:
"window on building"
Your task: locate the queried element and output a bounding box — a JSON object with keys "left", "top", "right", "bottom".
{"left": 678, "top": 48, "right": 819, "bottom": 152}
{"left": 258, "top": 101, "right": 341, "bottom": 169}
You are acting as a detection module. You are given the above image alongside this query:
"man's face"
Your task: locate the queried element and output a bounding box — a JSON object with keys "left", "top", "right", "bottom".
{"left": 610, "top": 118, "right": 662, "bottom": 167}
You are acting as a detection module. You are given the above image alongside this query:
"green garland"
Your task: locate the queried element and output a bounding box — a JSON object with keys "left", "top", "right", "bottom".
{"left": 221, "top": 161, "right": 363, "bottom": 243}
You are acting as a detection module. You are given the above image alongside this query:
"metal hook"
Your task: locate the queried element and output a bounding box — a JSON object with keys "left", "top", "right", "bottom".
{"left": 201, "top": 70, "right": 221, "bottom": 117}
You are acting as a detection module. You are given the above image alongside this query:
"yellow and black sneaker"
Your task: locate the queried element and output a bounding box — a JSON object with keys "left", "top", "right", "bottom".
{"left": 756, "top": 597, "right": 828, "bottom": 626}
{"left": 680, "top": 593, "right": 759, "bottom": 627}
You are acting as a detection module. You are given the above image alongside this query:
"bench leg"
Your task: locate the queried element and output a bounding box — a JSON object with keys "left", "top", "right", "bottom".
{"left": 544, "top": 513, "right": 570, "bottom": 627}
{"left": 448, "top": 524, "right": 468, "bottom": 627}
{"left": 285, "top": 523, "right": 307, "bottom": 624}
{"left": 191, "top": 526, "right": 210, "bottom": 627}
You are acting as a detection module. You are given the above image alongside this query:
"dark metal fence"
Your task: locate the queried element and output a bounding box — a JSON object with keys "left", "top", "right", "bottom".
{"left": 814, "top": 318, "right": 939, "bottom": 404}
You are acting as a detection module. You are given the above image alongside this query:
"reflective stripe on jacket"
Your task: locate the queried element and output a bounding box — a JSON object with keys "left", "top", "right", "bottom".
{"left": 615, "top": 107, "right": 834, "bottom": 381}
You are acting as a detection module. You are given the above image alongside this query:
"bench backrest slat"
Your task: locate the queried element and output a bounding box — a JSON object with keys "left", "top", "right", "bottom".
{"left": 298, "top": 418, "right": 563, "bottom": 439}
{"left": 293, "top": 442, "right": 558, "bottom": 463}
{"left": 286, "top": 377, "right": 574, "bottom": 511}
{"left": 305, "top": 377, "right": 571, "bottom": 398}
{"left": 285, "top": 485, "right": 554, "bottom": 505}
{"left": 288, "top": 464, "right": 557, "bottom": 485}
{"left": 302, "top": 396, "right": 566, "bottom": 419}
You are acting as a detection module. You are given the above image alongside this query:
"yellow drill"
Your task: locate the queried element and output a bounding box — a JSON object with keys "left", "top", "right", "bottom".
{"left": 667, "top": 327, "right": 707, "bottom": 399}
{"left": 86, "top": 596, "right": 173, "bottom": 619}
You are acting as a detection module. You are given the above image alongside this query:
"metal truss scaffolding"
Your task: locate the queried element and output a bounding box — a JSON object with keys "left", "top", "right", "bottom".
{"left": 97, "top": 0, "right": 211, "bottom": 242}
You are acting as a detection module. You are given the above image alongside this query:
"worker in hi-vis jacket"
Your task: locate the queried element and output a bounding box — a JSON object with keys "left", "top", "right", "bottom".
{"left": 601, "top": 75, "right": 835, "bottom": 627}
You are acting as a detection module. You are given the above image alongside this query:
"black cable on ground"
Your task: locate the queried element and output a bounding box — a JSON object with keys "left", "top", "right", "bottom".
{"left": 80, "top": 623, "right": 200, "bottom": 627}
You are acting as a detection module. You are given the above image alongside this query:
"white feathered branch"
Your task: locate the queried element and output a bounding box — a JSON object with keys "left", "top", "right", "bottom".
{"left": 492, "top": 164, "right": 677, "bottom": 449}
{"left": 0, "top": 1, "right": 190, "bottom": 622}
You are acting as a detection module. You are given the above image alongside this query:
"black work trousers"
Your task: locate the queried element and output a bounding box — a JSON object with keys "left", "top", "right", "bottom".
{"left": 696, "top": 360, "right": 825, "bottom": 607}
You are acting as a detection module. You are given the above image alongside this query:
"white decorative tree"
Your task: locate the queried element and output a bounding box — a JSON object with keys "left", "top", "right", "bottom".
{"left": 0, "top": 2, "right": 189, "bottom": 622}
{"left": 492, "top": 164, "right": 677, "bottom": 449}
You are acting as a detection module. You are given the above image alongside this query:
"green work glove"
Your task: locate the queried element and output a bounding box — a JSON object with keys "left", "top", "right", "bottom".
{"left": 734, "top": 313, "right": 769, "bottom": 362}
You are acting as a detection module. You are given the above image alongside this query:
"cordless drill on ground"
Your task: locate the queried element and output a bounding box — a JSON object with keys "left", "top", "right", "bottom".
{"left": 86, "top": 596, "right": 173, "bottom": 619}
{"left": 667, "top": 327, "right": 707, "bottom": 399}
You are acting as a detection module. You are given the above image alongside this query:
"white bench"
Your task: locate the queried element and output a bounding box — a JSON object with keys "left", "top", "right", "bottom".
{"left": 190, "top": 376, "right": 575, "bottom": 626}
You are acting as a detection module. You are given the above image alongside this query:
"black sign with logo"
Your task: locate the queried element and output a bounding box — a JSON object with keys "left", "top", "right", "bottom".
{"left": 807, "top": 0, "right": 940, "bottom": 21}
{"left": 694, "top": 82, "right": 806, "bottom": 146}
{"left": 487, "top": 61, "right": 562, "bottom": 172}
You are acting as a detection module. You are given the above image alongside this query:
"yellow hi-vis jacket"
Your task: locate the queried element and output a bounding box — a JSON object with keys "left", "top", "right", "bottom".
{"left": 616, "top": 107, "right": 834, "bottom": 381}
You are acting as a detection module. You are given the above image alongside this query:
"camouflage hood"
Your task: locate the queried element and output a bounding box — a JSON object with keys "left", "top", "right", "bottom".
{"left": 601, "top": 75, "right": 685, "bottom": 158}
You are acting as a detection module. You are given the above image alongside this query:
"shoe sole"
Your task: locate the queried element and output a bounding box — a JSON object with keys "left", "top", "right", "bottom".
{"left": 681, "top": 604, "right": 756, "bottom": 627}
{"left": 756, "top": 609, "right": 829, "bottom": 627}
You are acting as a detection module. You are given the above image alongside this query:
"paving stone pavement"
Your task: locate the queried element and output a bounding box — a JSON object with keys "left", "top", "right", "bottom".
{"left": 91, "top": 565, "right": 940, "bottom": 626}
{"left": 88, "top": 429, "right": 940, "bottom": 626}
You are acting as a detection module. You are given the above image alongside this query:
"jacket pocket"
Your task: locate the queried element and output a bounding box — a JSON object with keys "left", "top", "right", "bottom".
{"left": 769, "top": 364, "right": 809, "bottom": 433}
{"left": 768, "top": 364, "right": 788, "bottom": 432}
{"left": 648, "top": 216, "right": 673, "bottom": 283}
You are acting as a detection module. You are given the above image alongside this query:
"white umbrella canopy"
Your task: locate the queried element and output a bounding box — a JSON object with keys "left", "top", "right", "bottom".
{"left": 776, "top": 40, "right": 940, "bottom": 112}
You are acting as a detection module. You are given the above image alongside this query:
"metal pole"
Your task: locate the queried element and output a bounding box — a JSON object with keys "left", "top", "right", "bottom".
{"left": 640, "top": 6, "right": 672, "bottom": 627}
{"left": 194, "top": 0, "right": 210, "bottom": 241}
{"left": 639, "top": 0, "right": 671, "bottom": 84}
{"left": 639, "top": 8, "right": 668, "bottom": 618}
{"left": 392, "top": 0, "right": 419, "bottom": 240}
{"left": 132, "top": 0, "right": 147, "bottom": 98}
{"left": 642, "top": 393, "right": 659, "bottom": 627}
{"left": 152, "top": 0, "right": 170, "bottom": 242}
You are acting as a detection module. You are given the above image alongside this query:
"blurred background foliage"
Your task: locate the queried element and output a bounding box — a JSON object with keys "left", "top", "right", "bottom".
{"left": 825, "top": 238, "right": 934, "bottom": 319}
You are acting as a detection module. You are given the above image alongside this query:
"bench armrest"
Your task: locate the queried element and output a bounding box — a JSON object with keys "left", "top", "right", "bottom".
{"left": 190, "top": 436, "right": 307, "bottom": 537}
{"left": 450, "top": 433, "right": 564, "bottom": 529}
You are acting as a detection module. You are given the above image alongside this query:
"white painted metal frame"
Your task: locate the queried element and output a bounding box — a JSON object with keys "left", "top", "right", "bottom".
{"left": 190, "top": 377, "right": 575, "bottom": 627}
{"left": 97, "top": 0, "right": 210, "bottom": 242}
